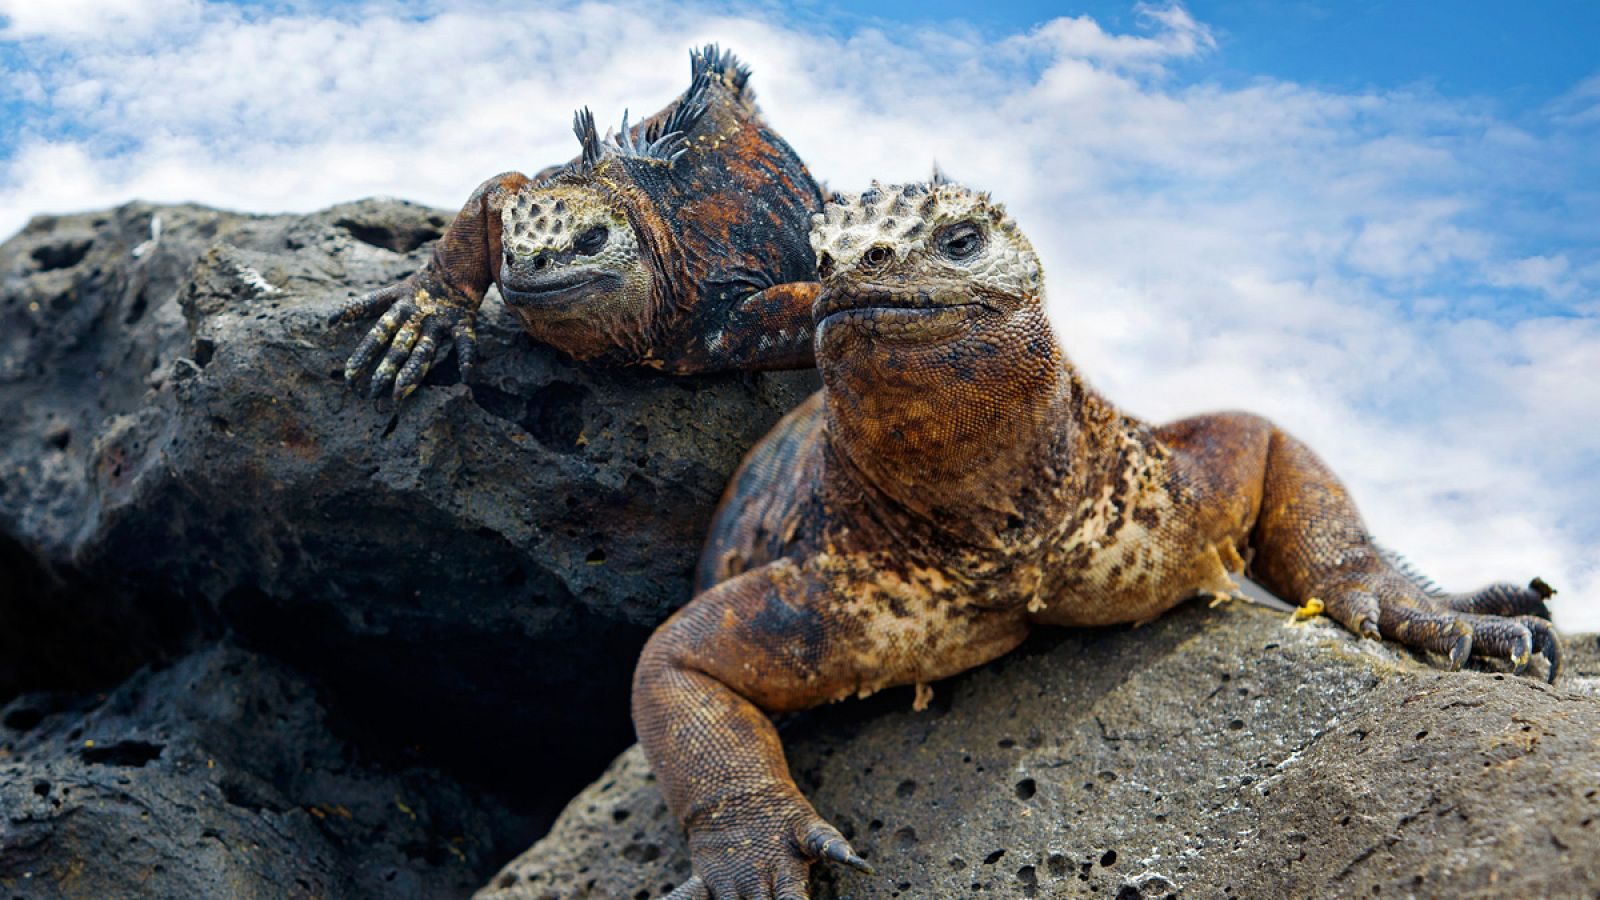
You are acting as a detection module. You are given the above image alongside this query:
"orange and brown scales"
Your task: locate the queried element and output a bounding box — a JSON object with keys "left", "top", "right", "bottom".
{"left": 339, "top": 45, "right": 825, "bottom": 402}
{"left": 634, "top": 178, "right": 1561, "bottom": 899}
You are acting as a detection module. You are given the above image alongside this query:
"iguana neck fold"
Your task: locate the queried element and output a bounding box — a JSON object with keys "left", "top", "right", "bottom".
{"left": 818, "top": 300, "right": 1124, "bottom": 543}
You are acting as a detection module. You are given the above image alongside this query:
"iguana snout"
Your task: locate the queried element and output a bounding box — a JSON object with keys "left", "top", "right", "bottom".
{"left": 498, "top": 182, "right": 643, "bottom": 310}
{"left": 809, "top": 179, "right": 1044, "bottom": 349}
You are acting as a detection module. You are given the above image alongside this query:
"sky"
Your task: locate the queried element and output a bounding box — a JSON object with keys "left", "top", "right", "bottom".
{"left": 2, "top": 1, "right": 1598, "bottom": 632}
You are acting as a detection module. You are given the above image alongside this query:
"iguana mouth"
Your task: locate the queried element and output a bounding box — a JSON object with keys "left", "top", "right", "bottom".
{"left": 502, "top": 269, "right": 622, "bottom": 308}
{"left": 816, "top": 287, "right": 989, "bottom": 340}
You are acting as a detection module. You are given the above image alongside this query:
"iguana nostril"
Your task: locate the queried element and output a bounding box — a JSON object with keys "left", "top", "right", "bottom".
{"left": 817, "top": 251, "right": 835, "bottom": 280}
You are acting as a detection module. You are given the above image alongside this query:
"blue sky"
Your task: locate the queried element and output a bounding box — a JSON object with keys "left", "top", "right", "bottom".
{"left": 2, "top": 1, "right": 1598, "bottom": 629}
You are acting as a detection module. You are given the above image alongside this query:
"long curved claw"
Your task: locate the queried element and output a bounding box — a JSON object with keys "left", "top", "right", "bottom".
{"left": 1524, "top": 616, "right": 1562, "bottom": 683}
{"left": 1320, "top": 589, "right": 1379, "bottom": 640}
{"left": 368, "top": 312, "right": 423, "bottom": 399}
{"left": 665, "top": 875, "right": 709, "bottom": 900}
{"left": 1370, "top": 597, "right": 1476, "bottom": 670}
{"left": 800, "top": 822, "right": 873, "bottom": 875}
{"left": 333, "top": 281, "right": 407, "bottom": 325}
{"left": 453, "top": 315, "right": 479, "bottom": 384}
{"left": 394, "top": 317, "right": 451, "bottom": 401}
{"left": 1447, "top": 580, "right": 1557, "bottom": 620}
{"left": 346, "top": 300, "right": 412, "bottom": 384}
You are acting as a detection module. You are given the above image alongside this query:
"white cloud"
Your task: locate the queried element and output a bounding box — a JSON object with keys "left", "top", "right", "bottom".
{"left": 0, "top": 0, "right": 198, "bottom": 38}
{"left": 3, "top": 1, "right": 1597, "bottom": 631}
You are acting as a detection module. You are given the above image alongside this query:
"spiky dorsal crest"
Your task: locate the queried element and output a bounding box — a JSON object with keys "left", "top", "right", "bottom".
{"left": 611, "top": 108, "right": 693, "bottom": 164}
{"left": 690, "top": 43, "right": 751, "bottom": 94}
{"left": 568, "top": 43, "right": 752, "bottom": 172}
{"left": 572, "top": 107, "right": 603, "bottom": 174}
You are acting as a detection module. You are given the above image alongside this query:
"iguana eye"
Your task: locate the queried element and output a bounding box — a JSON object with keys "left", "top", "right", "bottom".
{"left": 937, "top": 221, "right": 984, "bottom": 261}
{"left": 574, "top": 225, "right": 609, "bottom": 256}
{"left": 863, "top": 246, "right": 892, "bottom": 269}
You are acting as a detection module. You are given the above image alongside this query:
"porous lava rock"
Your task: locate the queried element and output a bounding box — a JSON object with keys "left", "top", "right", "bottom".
{"left": 0, "top": 644, "right": 539, "bottom": 899}
{"left": 0, "top": 200, "right": 817, "bottom": 798}
{"left": 481, "top": 601, "right": 1600, "bottom": 899}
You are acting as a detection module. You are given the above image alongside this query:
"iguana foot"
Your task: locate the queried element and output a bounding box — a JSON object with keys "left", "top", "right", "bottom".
{"left": 337, "top": 275, "right": 478, "bottom": 401}
{"left": 1317, "top": 577, "right": 1560, "bottom": 682}
{"left": 668, "top": 810, "right": 869, "bottom": 900}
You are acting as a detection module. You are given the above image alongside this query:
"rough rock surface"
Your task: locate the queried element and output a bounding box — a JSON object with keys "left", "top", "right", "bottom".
{"left": 0, "top": 644, "right": 539, "bottom": 899}
{"left": 0, "top": 201, "right": 818, "bottom": 794}
{"left": 482, "top": 602, "right": 1600, "bottom": 899}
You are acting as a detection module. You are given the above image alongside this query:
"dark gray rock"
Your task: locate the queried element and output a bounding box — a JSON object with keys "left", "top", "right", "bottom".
{"left": 0, "top": 201, "right": 817, "bottom": 793}
{"left": 0, "top": 644, "right": 540, "bottom": 899}
{"left": 481, "top": 602, "right": 1600, "bottom": 899}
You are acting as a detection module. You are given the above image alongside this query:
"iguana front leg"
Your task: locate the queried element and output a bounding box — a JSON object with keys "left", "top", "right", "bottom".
{"left": 633, "top": 557, "right": 1028, "bottom": 898}
{"left": 337, "top": 171, "right": 532, "bottom": 400}
{"left": 1163, "top": 412, "right": 1561, "bottom": 680}
{"left": 664, "top": 281, "right": 821, "bottom": 374}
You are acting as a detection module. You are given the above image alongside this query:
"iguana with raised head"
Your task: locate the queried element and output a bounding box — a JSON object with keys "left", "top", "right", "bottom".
{"left": 632, "top": 178, "right": 1561, "bottom": 899}
{"left": 338, "top": 45, "right": 823, "bottom": 400}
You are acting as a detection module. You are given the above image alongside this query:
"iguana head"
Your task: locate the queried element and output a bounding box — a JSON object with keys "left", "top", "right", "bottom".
{"left": 809, "top": 178, "right": 1046, "bottom": 362}
{"left": 807, "top": 178, "right": 1064, "bottom": 492}
{"left": 495, "top": 106, "right": 686, "bottom": 360}
{"left": 495, "top": 45, "right": 820, "bottom": 368}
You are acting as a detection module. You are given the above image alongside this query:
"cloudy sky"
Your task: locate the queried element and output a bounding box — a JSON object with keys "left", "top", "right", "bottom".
{"left": 3, "top": 1, "right": 1597, "bottom": 631}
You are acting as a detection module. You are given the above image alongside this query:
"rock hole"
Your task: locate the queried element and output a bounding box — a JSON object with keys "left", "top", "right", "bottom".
{"left": 1018, "top": 864, "right": 1039, "bottom": 897}
{"left": 1100, "top": 849, "right": 1117, "bottom": 867}
{"left": 621, "top": 842, "right": 660, "bottom": 864}
{"left": 983, "top": 849, "right": 1006, "bottom": 865}
{"left": 80, "top": 740, "right": 164, "bottom": 767}
{"left": 949, "top": 857, "right": 966, "bottom": 870}
{"left": 586, "top": 547, "right": 606, "bottom": 565}
{"left": 526, "top": 382, "right": 589, "bottom": 451}
{"left": 1228, "top": 718, "right": 1245, "bottom": 731}
{"left": 893, "top": 826, "right": 917, "bottom": 850}
{"left": 381, "top": 415, "right": 400, "bottom": 439}
{"left": 868, "top": 819, "right": 884, "bottom": 832}
{"left": 1116, "top": 887, "right": 1142, "bottom": 900}
{"left": 125, "top": 284, "right": 150, "bottom": 324}
{"left": 612, "top": 808, "right": 631, "bottom": 823}
{"left": 193, "top": 337, "right": 216, "bottom": 368}
{"left": 32, "top": 780, "right": 49, "bottom": 797}
{"left": 496, "top": 874, "right": 518, "bottom": 889}
{"left": 32, "top": 237, "right": 92, "bottom": 271}
{"left": 335, "top": 218, "right": 443, "bottom": 254}
{"left": 896, "top": 779, "right": 917, "bottom": 798}
{"left": 1015, "top": 778, "right": 1037, "bottom": 801}
{"left": 998, "top": 737, "right": 1016, "bottom": 748}
{"left": 1415, "top": 730, "right": 1429, "bottom": 740}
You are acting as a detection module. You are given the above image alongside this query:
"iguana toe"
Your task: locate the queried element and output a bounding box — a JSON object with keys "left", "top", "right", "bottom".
{"left": 800, "top": 822, "right": 872, "bottom": 874}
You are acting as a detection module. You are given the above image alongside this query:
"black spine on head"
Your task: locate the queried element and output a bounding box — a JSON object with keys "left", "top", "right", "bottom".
{"left": 573, "top": 107, "right": 602, "bottom": 173}
{"left": 650, "top": 71, "right": 711, "bottom": 150}
{"left": 691, "top": 43, "right": 751, "bottom": 93}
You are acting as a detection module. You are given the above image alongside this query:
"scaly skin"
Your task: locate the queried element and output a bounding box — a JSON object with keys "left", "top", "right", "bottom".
{"left": 338, "top": 45, "right": 823, "bottom": 400}
{"left": 633, "top": 179, "right": 1561, "bottom": 899}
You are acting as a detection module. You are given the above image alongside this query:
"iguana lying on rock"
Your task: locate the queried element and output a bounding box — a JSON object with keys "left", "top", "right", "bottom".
{"left": 339, "top": 45, "right": 823, "bottom": 400}
{"left": 632, "top": 178, "right": 1561, "bottom": 899}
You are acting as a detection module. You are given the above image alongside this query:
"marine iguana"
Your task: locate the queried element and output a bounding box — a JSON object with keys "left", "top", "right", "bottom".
{"left": 632, "top": 179, "right": 1561, "bottom": 899}
{"left": 338, "top": 45, "right": 823, "bottom": 400}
